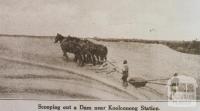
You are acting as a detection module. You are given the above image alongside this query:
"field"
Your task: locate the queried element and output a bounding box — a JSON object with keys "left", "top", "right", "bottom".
{"left": 0, "top": 36, "right": 200, "bottom": 100}
{"left": 94, "top": 38, "right": 200, "bottom": 55}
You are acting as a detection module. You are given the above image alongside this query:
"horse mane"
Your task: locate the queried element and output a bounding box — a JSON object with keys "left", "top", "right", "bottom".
{"left": 67, "top": 35, "right": 82, "bottom": 42}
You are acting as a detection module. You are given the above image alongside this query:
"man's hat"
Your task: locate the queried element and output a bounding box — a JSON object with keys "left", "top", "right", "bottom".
{"left": 174, "top": 73, "right": 178, "bottom": 76}
{"left": 123, "top": 60, "right": 127, "bottom": 64}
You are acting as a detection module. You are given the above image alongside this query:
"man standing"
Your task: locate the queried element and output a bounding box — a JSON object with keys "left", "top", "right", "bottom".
{"left": 122, "top": 60, "right": 129, "bottom": 88}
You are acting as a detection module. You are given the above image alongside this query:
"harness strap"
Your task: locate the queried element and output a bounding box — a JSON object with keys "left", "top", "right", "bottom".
{"left": 147, "top": 81, "right": 168, "bottom": 86}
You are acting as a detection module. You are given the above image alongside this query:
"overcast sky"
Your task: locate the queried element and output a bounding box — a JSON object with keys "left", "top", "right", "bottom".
{"left": 0, "top": 0, "right": 200, "bottom": 40}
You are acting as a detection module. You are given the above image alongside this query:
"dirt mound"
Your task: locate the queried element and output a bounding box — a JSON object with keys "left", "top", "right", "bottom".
{"left": 0, "top": 36, "right": 199, "bottom": 100}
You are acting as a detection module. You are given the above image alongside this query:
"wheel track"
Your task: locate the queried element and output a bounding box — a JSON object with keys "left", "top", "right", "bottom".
{"left": 0, "top": 56, "right": 139, "bottom": 99}
{"left": 1, "top": 74, "right": 132, "bottom": 99}
{"left": 0, "top": 85, "right": 98, "bottom": 99}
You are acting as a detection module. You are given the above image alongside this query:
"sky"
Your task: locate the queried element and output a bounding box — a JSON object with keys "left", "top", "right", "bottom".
{"left": 0, "top": 0, "right": 200, "bottom": 40}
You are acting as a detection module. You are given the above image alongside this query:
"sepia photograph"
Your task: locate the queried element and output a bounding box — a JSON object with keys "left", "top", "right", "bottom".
{"left": 0, "top": 0, "right": 200, "bottom": 103}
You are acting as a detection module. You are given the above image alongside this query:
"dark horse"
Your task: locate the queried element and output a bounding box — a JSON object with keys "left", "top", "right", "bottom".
{"left": 79, "top": 41, "right": 96, "bottom": 65}
{"left": 94, "top": 44, "right": 108, "bottom": 64}
{"left": 54, "top": 33, "right": 84, "bottom": 65}
{"left": 54, "top": 33, "right": 64, "bottom": 43}
{"left": 55, "top": 33, "right": 108, "bottom": 65}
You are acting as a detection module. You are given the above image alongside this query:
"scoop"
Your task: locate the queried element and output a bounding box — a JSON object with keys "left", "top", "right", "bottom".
{"left": 128, "top": 77, "right": 168, "bottom": 88}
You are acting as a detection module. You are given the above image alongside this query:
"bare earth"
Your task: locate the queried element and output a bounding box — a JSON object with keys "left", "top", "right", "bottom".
{"left": 0, "top": 36, "right": 199, "bottom": 100}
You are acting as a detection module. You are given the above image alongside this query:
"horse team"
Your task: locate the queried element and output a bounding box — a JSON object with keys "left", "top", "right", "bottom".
{"left": 54, "top": 33, "right": 108, "bottom": 66}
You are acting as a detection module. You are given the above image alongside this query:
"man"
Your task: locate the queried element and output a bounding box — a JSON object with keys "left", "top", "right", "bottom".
{"left": 122, "top": 60, "right": 129, "bottom": 88}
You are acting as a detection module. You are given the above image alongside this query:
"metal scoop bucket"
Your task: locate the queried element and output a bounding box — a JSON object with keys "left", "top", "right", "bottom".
{"left": 128, "top": 77, "right": 169, "bottom": 88}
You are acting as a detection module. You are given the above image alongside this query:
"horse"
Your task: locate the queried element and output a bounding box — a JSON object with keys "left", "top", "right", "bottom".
{"left": 55, "top": 33, "right": 108, "bottom": 65}
{"left": 93, "top": 44, "right": 108, "bottom": 64}
{"left": 55, "top": 33, "right": 65, "bottom": 43}
{"left": 58, "top": 34, "right": 96, "bottom": 65}
{"left": 79, "top": 41, "right": 96, "bottom": 65}
{"left": 60, "top": 41, "right": 85, "bottom": 66}
{"left": 55, "top": 34, "right": 84, "bottom": 66}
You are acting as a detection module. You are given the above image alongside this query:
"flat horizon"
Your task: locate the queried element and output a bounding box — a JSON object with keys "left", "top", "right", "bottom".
{"left": 0, "top": 33, "right": 197, "bottom": 42}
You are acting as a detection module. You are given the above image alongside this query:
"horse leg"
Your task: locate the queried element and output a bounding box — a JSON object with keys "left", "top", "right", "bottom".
{"left": 81, "top": 54, "right": 85, "bottom": 66}
{"left": 96, "top": 55, "right": 100, "bottom": 64}
{"left": 92, "top": 55, "right": 96, "bottom": 66}
{"left": 100, "top": 56, "right": 104, "bottom": 64}
{"left": 65, "top": 53, "right": 69, "bottom": 60}
{"left": 78, "top": 54, "right": 84, "bottom": 66}
{"left": 87, "top": 53, "right": 94, "bottom": 65}
{"left": 88, "top": 55, "right": 92, "bottom": 64}
{"left": 74, "top": 54, "right": 77, "bottom": 62}
{"left": 86, "top": 54, "right": 89, "bottom": 63}
{"left": 62, "top": 50, "right": 68, "bottom": 60}
{"left": 83, "top": 54, "right": 87, "bottom": 64}
{"left": 75, "top": 53, "right": 84, "bottom": 66}
{"left": 74, "top": 54, "right": 80, "bottom": 65}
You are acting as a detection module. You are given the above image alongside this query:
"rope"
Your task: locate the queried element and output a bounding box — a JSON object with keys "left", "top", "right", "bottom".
{"left": 146, "top": 78, "right": 170, "bottom": 82}
{"left": 147, "top": 81, "right": 167, "bottom": 86}
{"left": 106, "top": 60, "right": 121, "bottom": 74}
{"left": 106, "top": 60, "right": 118, "bottom": 68}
